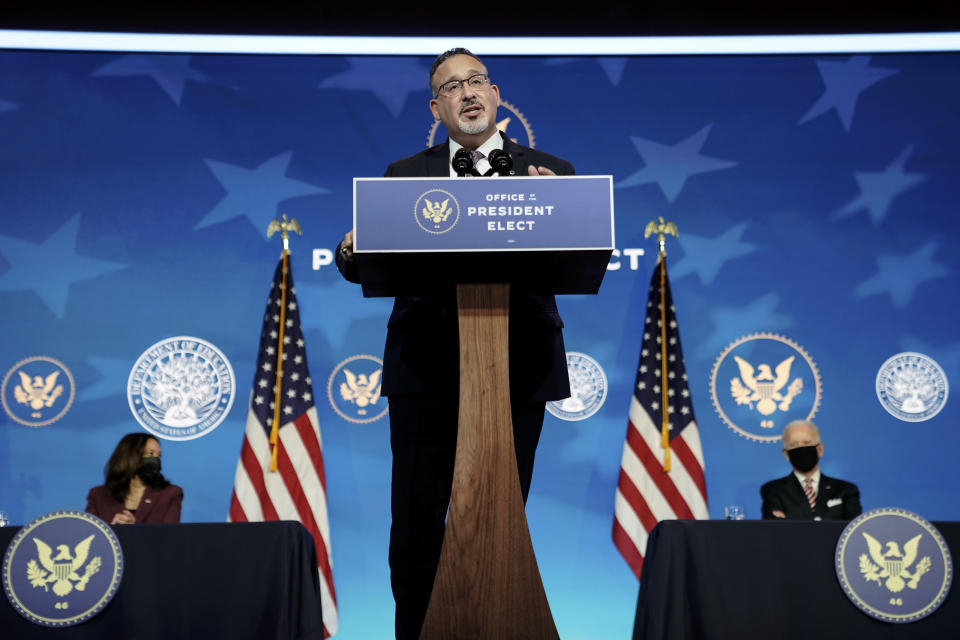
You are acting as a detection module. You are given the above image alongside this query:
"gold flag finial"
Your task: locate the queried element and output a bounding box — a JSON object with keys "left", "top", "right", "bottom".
{"left": 643, "top": 216, "right": 678, "bottom": 256}
{"left": 267, "top": 215, "right": 303, "bottom": 253}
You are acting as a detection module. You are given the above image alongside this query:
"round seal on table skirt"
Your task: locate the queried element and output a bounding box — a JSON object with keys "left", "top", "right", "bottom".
{"left": 835, "top": 507, "right": 952, "bottom": 623}
{"left": 3, "top": 510, "right": 124, "bottom": 627}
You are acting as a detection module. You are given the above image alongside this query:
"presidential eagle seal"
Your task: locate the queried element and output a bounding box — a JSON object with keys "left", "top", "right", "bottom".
{"left": 875, "top": 352, "right": 948, "bottom": 422}
{"left": 127, "top": 336, "right": 236, "bottom": 441}
{"left": 2, "top": 356, "right": 75, "bottom": 428}
{"left": 547, "top": 352, "right": 607, "bottom": 421}
{"left": 414, "top": 189, "right": 460, "bottom": 235}
{"left": 710, "top": 333, "right": 822, "bottom": 443}
{"left": 327, "top": 354, "right": 388, "bottom": 424}
{"left": 835, "top": 508, "right": 952, "bottom": 623}
{"left": 3, "top": 510, "right": 123, "bottom": 627}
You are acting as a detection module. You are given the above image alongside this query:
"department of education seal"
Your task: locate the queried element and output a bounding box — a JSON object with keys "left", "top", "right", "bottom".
{"left": 127, "top": 336, "right": 236, "bottom": 441}
{"left": 710, "top": 333, "right": 822, "bottom": 443}
{"left": 3, "top": 510, "right": 124, "bottom": 627}
{"left": 547, "top": 352, "right": 607, "bottom": 421}
{"left": 327, "top": 354, "right": 388, "bottom": 424}
{"left": 1, "top": 356, "right": 76, "bottom": 427}
{"left": 835, "top": 508, "right": 952, "bottom": 623}
{"left": 876, "top": 352, "right": 948, "bottom": 422}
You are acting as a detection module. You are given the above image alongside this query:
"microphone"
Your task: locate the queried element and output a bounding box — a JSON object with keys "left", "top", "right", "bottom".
{"left": 452, "top": 149, "right": 478, "bottom": 177}
{"left": 484, "top": 149, "right": 514, "bottom": 176}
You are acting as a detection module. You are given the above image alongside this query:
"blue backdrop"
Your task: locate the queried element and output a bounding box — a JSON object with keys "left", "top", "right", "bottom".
{"left": 1, "top": 48, "right": 957, "bottom": 638}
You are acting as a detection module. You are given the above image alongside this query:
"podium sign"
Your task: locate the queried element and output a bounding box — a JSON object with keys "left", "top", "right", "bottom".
{"left": 352, "top": 175, "right": 614, "bottom": 296}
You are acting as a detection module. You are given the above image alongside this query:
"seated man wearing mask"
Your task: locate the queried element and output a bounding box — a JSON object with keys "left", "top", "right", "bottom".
{"left": 761, "top": 419, "right": 861, "bottom": 520}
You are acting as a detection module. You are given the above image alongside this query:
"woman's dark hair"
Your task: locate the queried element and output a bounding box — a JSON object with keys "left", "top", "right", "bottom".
{"left": 104, "top": 432, "right": 170, "bottom": 503}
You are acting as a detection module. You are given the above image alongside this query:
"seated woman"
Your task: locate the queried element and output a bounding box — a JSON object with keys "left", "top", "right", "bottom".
{"left": 86, "top": 433, "right": 183, "bottom": 524}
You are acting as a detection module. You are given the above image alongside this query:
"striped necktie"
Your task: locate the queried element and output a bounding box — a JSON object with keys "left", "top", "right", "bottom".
{"left": 803, "top": 476, "right": 817, "bottom": 510}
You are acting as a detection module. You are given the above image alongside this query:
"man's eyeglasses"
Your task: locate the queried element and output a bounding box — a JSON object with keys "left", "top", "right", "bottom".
{"left": 434, "top": 73, "right": 490, "bottom": 98}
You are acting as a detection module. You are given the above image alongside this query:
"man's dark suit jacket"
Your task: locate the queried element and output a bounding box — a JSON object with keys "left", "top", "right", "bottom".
{"left": 760, "top": 473, "right": 861, "bottom": 520}
{"left": 85, "top": 484, "right": 183, "bottom": 524}
{"left": 336, "top": 132, "right": 573, "bottom": 402}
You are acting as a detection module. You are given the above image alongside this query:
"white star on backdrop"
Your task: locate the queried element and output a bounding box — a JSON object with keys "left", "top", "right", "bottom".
{"left": 833, "top": 145, "right": 927, "bottom": 225}
{"left": 0, "top": 214, "right": 126, "bottom": 317}
{"left": 318, "top": 57, "right": 428, "bottom": 118}
{"left": 92, "top": 54, "right": 226, "bottom": 105}
{"left": 798, "top": 55, "right": 899, "bottom": 131}
{"left": 618, "top": 125, "right": 738, "bottom": 202}
{"left": 196, "top": 152, "right": 328, "bottom": 232}
{"left": 854, "top": 241, "right": 948, "bottom": 308}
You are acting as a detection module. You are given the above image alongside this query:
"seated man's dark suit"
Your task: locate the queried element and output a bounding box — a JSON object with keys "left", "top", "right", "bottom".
{"left": 336, "top": 131, "right": 572, "bottom": 640}
{"left": 761, "top": 474, "right": 861, "bottom": 520}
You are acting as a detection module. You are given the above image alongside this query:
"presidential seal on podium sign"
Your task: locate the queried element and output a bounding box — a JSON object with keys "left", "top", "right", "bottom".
{"left": 835, "top": 507, "right": 952, "bottom": 623}
{"left": 2, "top": 510, "right": 124, "bottom": 627}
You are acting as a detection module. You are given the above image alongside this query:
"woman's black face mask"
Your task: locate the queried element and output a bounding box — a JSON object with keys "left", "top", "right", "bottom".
{"left": 137, "top": 456, "right": 162, "bottom": 481}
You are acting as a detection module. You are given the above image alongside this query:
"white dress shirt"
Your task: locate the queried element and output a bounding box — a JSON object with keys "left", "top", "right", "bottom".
{"left": 447, "top": 130, "right": 503, "bottom": 177}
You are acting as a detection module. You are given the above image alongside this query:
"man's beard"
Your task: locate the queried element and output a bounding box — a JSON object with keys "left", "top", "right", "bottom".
{"left": 457, "top": 103, "right": 489, "bottom": 135}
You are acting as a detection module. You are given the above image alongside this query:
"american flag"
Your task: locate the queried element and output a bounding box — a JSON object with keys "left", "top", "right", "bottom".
{"left": 229, "top": 254, "right": 338, "bottom": 636}
{"left": 612, "top": 255, "right": 709, "bottom": 580}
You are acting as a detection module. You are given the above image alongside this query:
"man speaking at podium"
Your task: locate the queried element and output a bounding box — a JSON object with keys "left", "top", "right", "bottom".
{"left": 337, "top": 48, "right": 573, "bottom": 639}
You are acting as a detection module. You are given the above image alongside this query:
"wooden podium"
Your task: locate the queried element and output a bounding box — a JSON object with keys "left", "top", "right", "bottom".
{"left": 354, "top": 176, "right": 614, "bottom": 639}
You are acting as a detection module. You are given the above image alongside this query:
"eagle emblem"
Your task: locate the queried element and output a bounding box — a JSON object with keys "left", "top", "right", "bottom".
{"left": 339, "top": 368, "right": 382, "bottom": 413}
{"left": 859, "top": 532, "right": 931, "bottom": 593}
{"left": 266, "top": 215, "right": 302, "bottom": 240}
{"left": 14, "top": 370, "right": 64, "bottom": 411}
{"left": 422, "top": 198, "right": 452, "bottom": 227}
{"left": 26, "top": 535, "right": 102, "bottom": 597}
{"left": 730, "top": 355, "right": 803, "bottom": 418}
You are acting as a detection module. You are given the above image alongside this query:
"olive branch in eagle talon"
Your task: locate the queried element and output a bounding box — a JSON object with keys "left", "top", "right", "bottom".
{"left": 422, "top": 198, "right": 452, "bottom": 227}
{"left": 27, "top": 559, "right": 54, "bottom": 591}
{"left": 859, "top": 553, "right": 883, "bottom": 585}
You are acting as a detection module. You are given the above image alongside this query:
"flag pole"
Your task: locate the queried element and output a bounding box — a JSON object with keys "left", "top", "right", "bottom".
{"left": 266, "top": 215, "right": 303, "bottom": 472}
{"left": 644, "top": 216, "right": 678, "bottom": 473}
